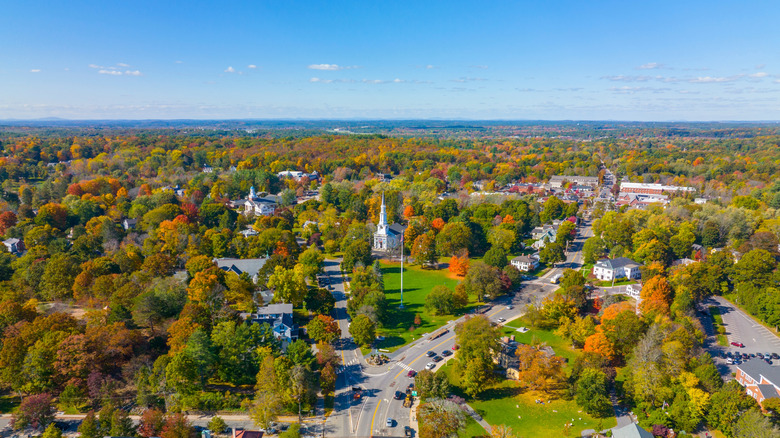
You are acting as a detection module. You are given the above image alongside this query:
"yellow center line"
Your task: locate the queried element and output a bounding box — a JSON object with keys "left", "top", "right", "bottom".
{"left": 370, "top": 399, "right": 381, "bottom": 434}
{"left": 393, "top": 334, "right": 457, "bottom": 379}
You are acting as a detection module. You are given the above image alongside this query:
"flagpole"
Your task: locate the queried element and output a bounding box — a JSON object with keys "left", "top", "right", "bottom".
{"left": 399, "top": 235, "right": 404, "bottom": 309}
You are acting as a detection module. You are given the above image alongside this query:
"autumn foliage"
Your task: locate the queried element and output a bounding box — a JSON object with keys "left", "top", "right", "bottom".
{"left": 448, "top": 254, "right": 470, "bottom": 277}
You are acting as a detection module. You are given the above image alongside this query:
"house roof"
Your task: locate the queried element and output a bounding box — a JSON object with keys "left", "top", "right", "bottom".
{"left": 235, "top": 430, "right": 264, "bottom": 438}
{"left": 758, "top": 384, "right": 780, "bottom": 400}
{"left": 3, "top": 238, "right": 20, "bottom": 245}
{"left": 595, "top": 257, "right": 640, "bottom": 270}
{"left": 737, "top": 359, "right": 780, "bottom": 387}
{"left": 611, "top": 423, "right": 654, "bottom": 438}
{"left": 512, "top": 255, "right": 536, "bottom": 264}
{"left": 256, "top": 303, "right": 293, "bottom": 316}
{"left": 214, "top": 258, "right": 268, "bottom": 277}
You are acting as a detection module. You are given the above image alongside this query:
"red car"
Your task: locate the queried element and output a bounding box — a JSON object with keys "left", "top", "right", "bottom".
{"left": 407, "top": 370, "right": 416, "bottom": 378}
{"left": 452, "top": 344, "right": 460, "bottom": 350}
{"left": 731, "top": 342, "right": 745, "bottom": 348}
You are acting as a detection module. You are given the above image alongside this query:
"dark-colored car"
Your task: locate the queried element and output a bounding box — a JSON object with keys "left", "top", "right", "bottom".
{"left": 432, "top": 355, "right": 443, "bottom": 362}
{"left": 441, "top": 350, "right": 452, "bottom": 357}
{"left": 394, "top": 391, "right": 405, "bottom": 400}
{"left": 772, "top": 353, "right": 779, "bottom": 360}
{"left": 767, "top": 359, "right": 774, "bottom": 365}
{"left": 426, "top": 351, "right": 436, "bottom": 357}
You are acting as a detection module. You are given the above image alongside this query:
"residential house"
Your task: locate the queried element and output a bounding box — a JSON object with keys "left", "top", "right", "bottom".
{"left": 232, "top": 428, "right": 264, "bottom": 438}
{"left": 735, "top": 358, "right": 780, "bottom": 406}
{"left": 619, "top": 182, "right": 695, "bottom": 195}
{"left": 122, "top": 218, "right": 137, "bottom": 231}
{"left": 611, "top": 423, "right": 654, "bottom": 438}
{"left": 2, "top": 238, "right": 24, "bottom": 255}
{"left": 214, "top": 257, "right": 268, "bottom": 283}
{"left": 593, "top": 257, "right": 642, "bottom": 282}
{"left": 203, "top": 165, "right": 214, "bottom": 173}
{"left": 626, "top": 283, "right": 643, "bottom": 300}
{"left": 239, "top": 227, "right": 258, "bottom": 238}
{"left": 511, "top": 255, "right": 539, "bottom": 272}
{"left": 531, "top": 225, "right": 556, "bottom": 241}
{"left": 241, "top": 303, "right": 298, "bottom": 350}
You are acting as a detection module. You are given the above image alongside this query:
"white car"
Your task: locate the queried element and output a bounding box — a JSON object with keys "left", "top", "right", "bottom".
{"left": 426, "top": 362, "right": 436, "bottom": 370}
{"left": 497, "top": 317, "right": 506, "bottom": 323}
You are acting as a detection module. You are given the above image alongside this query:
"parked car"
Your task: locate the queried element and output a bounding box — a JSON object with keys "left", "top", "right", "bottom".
{"left": 426, "top": 351, "right": 436, "bottom": 357}
{"left": 731, "top": 341, "right": 745, "bottom": 348}
{"left": 497, "top": 317, "right": 506, "bottom": 323}
{"left": 386, "top": 418, "right": 394, "bottom": 427}
{"left": 407, "top": 370, "right": 417, "bottom": 378}
{"left": 452, "top": 344, "right": 460, "bottom": 350}
{"left": 426, "top": 362, "right": 436, "bottom": 370}
{"left": 506, "top": 305, "right": 514, "bottom": 309}
{"left": 432, "top": 355, "right": 443, "bottom": 363}
{"left": 772, "top": 353, "right": 779, "bottom": 360}
{"left": 441, "top": 350, "right": 452, "bottom": 357}
{"left": 394, "top": 391, "right": 405, "bottom": 400}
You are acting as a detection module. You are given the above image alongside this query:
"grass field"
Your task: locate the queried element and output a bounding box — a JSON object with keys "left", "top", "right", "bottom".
{"left": 459, "top": 415, "right": 488, "bottom": 438}
{"left": 374, "top": 261, "right": 476, "bottom": 351}
{"left": 501, "top": 322, "right": 578, "bottom": 366}
{"left": 441, "top": 361, "right": 615, "bottom": 438}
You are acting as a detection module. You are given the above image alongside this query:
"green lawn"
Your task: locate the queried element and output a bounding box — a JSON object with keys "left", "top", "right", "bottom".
{"left": 709, "top": 306, "right": 729, "bottom": 347}
{"left": 501, "top": 323, "right": 578, "bottom": 366}
{"left": 440, "top": 361, "right": 615, "bottom": 438}
{"left": 459, "top": 415, "right": 488, "bottom": 438}
{"left": 374, "top": 262, "right": 474, "bottom": 351}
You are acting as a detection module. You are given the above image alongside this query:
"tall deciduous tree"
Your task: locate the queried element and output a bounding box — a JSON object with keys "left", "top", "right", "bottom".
{"left": 417, "top": 399, "right": 466, "bottom": 438}
{"left": 349, "top": 314, "right": 376, "bottom": 347}
{"left": 455, "top": 315, "right": 500, "bottom": 396}
{"left": 411, "top": 231, "right": 438, "bottom": 269}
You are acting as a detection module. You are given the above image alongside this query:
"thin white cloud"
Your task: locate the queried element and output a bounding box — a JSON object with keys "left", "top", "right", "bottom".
{"left": 125, "top": 70, "right": 142, "bottom": 76}
{"left": 601, "top": 75, "right": 652, "bottom": 82}
{"left": 248, "top": 64, "right": 257, "bottom": 69}
{"left": 175, "top": 60, "right": 183, "bottom": 64}
{"left": 88, "top": 64, "right": 103, "bottom": 69}
{"left": 749, "top": 72, "right": 768, "bottom": 78}
{"left": 637, "top": 62, "right": 663, "bottom": 70}
{"left": 362, "top": 79, "right": 385, "bottom": 84}
{"left": 688, "top": 75, "right": 744, "bottom": 83}
{"left": 393, "top": 78, "right": 404, "bottom": 83}
{"left": 225, "top": 66, "right": 236, "bottom": 73}
{"left": 117, "top": 63, "right": 130, "bottom": 67}
{"left": 30, "top": 69, "right": 41, "bottom": 73}
{"left": 451, "top": 77, "right": 486, "bottom": 83}
{"left": 309, "top": 64, "right": 349, "bottom": 71}
{"left": 426, "top": 65, "right": 435, "bottom": 69}
{"left": 310, "top": 77, "right": 333, "bottom": 83}
{"left": 98, "top": 70, "right": 122, "bottom": 76}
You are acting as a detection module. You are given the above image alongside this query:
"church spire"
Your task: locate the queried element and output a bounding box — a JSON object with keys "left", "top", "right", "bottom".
{"left": 378, "top": 192, "right": 387, "bottom": 226}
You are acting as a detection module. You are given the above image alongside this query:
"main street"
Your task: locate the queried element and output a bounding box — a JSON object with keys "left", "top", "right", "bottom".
{"left": 323, "top": 221, "right": 592, "bottom": 437}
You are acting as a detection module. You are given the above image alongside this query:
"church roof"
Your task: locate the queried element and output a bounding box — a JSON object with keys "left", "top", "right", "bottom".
{"left": 388, "top": 224, "right": 406, "bottom": 235}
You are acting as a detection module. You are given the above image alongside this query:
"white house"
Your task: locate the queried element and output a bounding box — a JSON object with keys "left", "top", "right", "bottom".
{"left": 373, "top": 193, "right": 405, "bottom": 252}
{"left": 241, "top": 303, "right": 298, "bottom": 350}
{"left": 243, "top": 187, "right": 277, "bottom": 216}
{"left": 2, "top": 238, "right": 24, "bottom": 255}
{"left": 593, "top": 257, "right": 642, "bottom": 282}
{"left": 511, "top": 255, "right": 539, "bottom": 272}
{"left": 626, "top": 283, "right": 643, "bottom": 299}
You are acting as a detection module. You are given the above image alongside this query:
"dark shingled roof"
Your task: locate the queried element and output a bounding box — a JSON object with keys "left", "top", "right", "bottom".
{"left": 758, "top": 384, "right": 780, "bottom": 400}
{"left": 737, "top": 358, "right": 780, "bottom": 387}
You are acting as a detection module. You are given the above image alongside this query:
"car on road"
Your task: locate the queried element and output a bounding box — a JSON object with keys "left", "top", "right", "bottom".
{"left": 425, "top": 362, "right": 436, "bottom": 370}
{"left": 441, "top": 350, "right": 452, "bottom": 357}
{"left": 394, "top": 391, "right": 405, "bottom": 400}
{"left": 497, "top": 317, "right": 506, "bottom": 323}
{"left": 407, "top": 370, "right": 417, "bottom": 377}
{"left": 432, "top": 355, "right": 443, "bottom": 362}
{"left": 731, "top": 341, "right": 745, "bottom": 348}
{"left": 386, "top": 418, "right": 394, "bottom": 427}
{"left": 426, "top": 351, "right": 436, "bottom": 357}
{"left": 506, "top": 305, "right": 513, "bottom": 309}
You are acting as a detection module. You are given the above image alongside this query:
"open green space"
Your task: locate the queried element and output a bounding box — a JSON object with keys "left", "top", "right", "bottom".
{"left": 374, "top": 262, "right": 474, "bottom": 352}
{"left": 440, "top": 361, "right": 615, "bottom": 438}
{"left": 459, "top": 415, "right": 488, "bottom": 438}
{"left": 501, "top": 323, "right": 578, "bottom": 366}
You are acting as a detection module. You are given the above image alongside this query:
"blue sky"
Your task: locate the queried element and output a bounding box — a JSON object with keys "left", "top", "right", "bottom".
{"left": 2, "top": 0, "right": 779, "bottom": 120}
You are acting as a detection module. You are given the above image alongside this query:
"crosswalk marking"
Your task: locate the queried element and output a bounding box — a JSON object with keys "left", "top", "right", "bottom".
{"left": 397, "top": 362, "right": 413, "bottom": 371}
{"left": 336, "top": 358, "right": 359, "bottom": 373}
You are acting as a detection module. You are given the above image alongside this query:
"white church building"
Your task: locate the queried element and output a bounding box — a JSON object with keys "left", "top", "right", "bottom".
{"left": 243, "top": 187, "right": 277, "bottom": 216}
{"left": 373, "top": 193, "right": 406, "bottom": 252}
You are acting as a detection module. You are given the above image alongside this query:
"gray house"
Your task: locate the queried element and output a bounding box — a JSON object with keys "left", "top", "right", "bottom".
{"left": 214, "top": 257, "right": 268, "bottom": 283}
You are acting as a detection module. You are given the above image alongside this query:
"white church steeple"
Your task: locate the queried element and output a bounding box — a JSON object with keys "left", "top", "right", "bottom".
{"left": 378, "top": 192, "right": 387, "bottom": 227}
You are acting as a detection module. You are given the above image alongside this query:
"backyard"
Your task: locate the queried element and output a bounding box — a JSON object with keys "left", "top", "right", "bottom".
{"left": 373, "top": 261, "right": 474, "bottom": 351}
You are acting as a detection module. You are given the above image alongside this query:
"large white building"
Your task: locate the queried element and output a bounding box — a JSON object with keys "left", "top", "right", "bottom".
{"left": 373, "top": 193, "right": 405, "bottom": 252}
{"left": 243, "top": 186, "right": 277, "bottom": 216}
{"left": 593, "top": 257, "right": 642, "bottom": 282}
{"left": 619, "top": 182, "right": 695, "bottom": 195}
